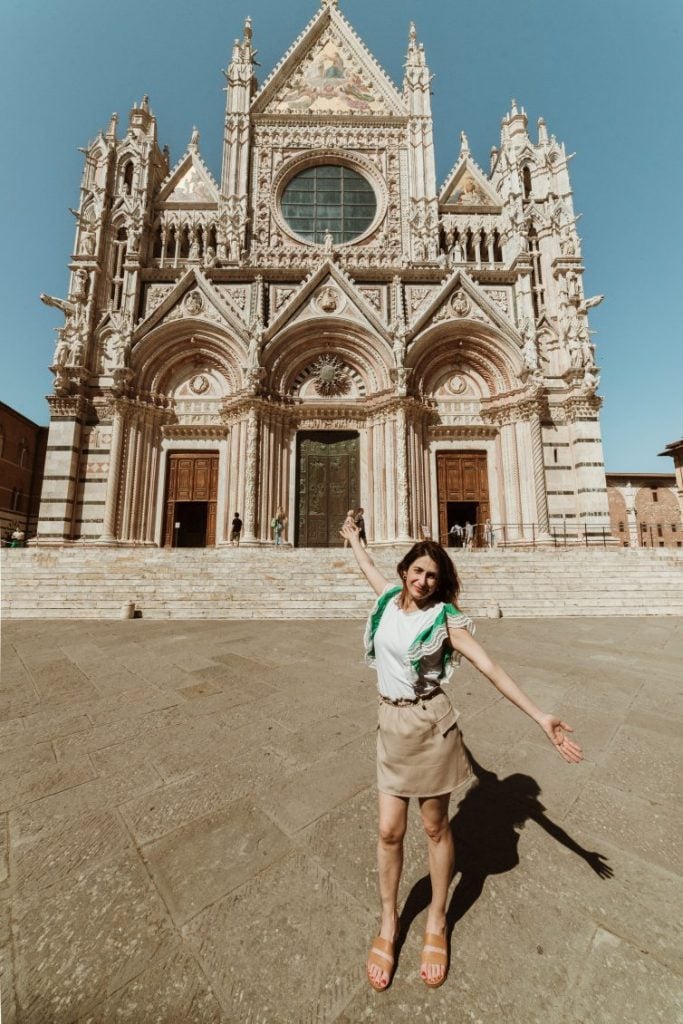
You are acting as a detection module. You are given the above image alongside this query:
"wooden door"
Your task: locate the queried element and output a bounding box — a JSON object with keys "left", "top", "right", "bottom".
{"left": 436, "top": 452, "right": 490, "bottom": 546}
{"left": 163, "top": 452, "right": 219, "bottom": 547}
{"left": 296, "top": 432, "right": 360, "bottom": 547}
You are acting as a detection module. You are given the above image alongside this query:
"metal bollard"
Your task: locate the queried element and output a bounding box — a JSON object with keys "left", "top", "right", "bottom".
{"left": 121, "top": 601, "right": 136, "bottom": 620}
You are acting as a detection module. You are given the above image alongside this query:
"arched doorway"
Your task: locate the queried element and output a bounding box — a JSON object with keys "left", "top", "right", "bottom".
{"left": 296, "top": 431, "right": 360, "bottom": 547}
{"left": 163, "top": 452, "right": 219, "bottom": 547}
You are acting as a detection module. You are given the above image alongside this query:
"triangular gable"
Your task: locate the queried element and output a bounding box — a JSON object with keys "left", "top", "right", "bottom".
{"left": 439, "top": 156, "right": 501, "bottom": 210}
{"left": 132, "top": 268, "right": 248, "bottom": 344}
{"left": 157, "top": 151, "right": 220, "bottom": 205}
{"left": 408, "top": 270, "right": 519, "bottom": 342}
{"left": 252, "top": 5, "right": 405, "bottom": 117}
{"left": 265, "top": 260, "right": 390, "bottom": 341}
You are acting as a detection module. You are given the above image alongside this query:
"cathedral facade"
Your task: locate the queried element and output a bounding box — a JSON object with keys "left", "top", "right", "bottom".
{"left": 37, "top": 0, "right": 611, "bottom": 549}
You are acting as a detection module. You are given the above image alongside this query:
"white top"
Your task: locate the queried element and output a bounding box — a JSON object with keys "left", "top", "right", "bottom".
{"left": 374, "top": 594, "right": 452, "bottom": 701}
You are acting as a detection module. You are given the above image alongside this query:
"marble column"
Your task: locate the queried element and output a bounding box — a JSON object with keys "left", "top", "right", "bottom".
{"left": 242, "top": 405, "right": 259, "bottom": 543}
{"left": 100, "top": 404, "right": 126, "bottom": 543}
{"left": 395, "top": 406, "right": 412, "bottom": 541}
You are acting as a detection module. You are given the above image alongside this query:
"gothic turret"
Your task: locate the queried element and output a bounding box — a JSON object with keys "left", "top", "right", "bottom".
{"left": 403, "top": 23, "right": 438, "bottom": 262}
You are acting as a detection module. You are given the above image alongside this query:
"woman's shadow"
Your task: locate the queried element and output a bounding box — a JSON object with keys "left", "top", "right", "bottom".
{"left": 398, "top": 746, "right": 613, "bottom": 945}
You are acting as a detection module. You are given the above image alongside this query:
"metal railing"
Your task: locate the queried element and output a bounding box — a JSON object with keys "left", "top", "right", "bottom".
{"left": 443, "top": 522, "right": 613, "bottom": 551}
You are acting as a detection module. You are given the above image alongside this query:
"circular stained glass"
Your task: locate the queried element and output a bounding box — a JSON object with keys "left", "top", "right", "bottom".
{"left": 280, "top": 165, "right": 377, "bottom": 245}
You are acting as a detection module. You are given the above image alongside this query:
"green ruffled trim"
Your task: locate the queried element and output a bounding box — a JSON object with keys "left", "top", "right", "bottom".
{"left": 364, "top": 587, "right": 474, "bottom": 683}
{"left": 406, "top": 604, "right": 475, "bottom": 683}
{"left": 364, "top": 585, "right": 402, "bottom": 667}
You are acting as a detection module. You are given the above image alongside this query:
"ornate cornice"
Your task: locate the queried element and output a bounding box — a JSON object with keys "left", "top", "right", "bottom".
{"left": 161, "top": 424, "right": 229, "bottom": 440}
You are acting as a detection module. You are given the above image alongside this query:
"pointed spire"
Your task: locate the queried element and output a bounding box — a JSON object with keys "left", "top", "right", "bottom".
{"left": 243, "top": 16, "right": 252, "bottom": 43}
{"left": 106, "top": 113, "right": 119, "bottom": 141}
{"left": 141, "top": 95, "right": 150, "bottom": 112}
{"left": 537, "top": 116, "right": 549, "bottom": 145}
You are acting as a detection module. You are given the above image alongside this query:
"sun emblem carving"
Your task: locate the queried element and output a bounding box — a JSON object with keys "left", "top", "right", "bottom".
{"left": 311, "top": 355, "right": 351, "bottom": 397}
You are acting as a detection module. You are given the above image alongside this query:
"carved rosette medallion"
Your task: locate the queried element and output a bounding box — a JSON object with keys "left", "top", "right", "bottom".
{"left": 446, "top": 375, "right": 467, "bottom": 396}
{"left": 189, "top": 374, "right": 210, "bottom": 395}
{"left": 450, "top": 290, "right": 471, "bottom": 317}
{"left": 311, "top": 355, "right": 351, "bottom": 397}
{"left": 314, "top": 286, "right": 344, "bottom": 315}
{"left": 184, "top": 291, "right": 204, "bottom": 316}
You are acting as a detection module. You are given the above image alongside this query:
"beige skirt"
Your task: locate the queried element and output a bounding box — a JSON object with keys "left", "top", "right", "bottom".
{"left": 377, "top": 690, "right": 473, "bottom": 798}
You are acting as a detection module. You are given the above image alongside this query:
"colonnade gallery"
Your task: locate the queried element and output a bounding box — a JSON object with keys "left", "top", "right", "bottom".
{"left": 38, "top": 0, "right": 609, "bottom": 549}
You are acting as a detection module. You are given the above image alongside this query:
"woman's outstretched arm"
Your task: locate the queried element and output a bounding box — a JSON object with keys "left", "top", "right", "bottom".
{"left": 340, "top": 522, "right": 389, "bottom": 596}
{"left": 447, "top": 627, "right": 583, "bottom": 765}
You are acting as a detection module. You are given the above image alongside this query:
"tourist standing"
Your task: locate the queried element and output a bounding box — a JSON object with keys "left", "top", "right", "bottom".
{"left": 230, "top": 513, "right": 243, "bottom": 547}
{"left": 271, "top": 507, "right": 286, "bottom": 546}
{"left": 339, "top": 520, "right": 582, "bottom": 992}
{"left": 484, "top": 518, "right": 494, "bottom": 548}
{"left": 464, "top": 521, "right": 474, "bottom": 550}
{"left": 448, "top": 522, "right": 463, "bottom": 547}
{"left": 355, "top": 507, "right": 368, "bottom": 548}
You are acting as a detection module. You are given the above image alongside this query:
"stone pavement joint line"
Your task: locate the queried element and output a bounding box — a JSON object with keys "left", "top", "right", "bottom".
{"left": 0, "top": 617, "right": 681, "bottom": 1023}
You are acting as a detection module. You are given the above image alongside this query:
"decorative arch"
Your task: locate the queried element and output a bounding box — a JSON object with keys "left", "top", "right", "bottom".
{"left": 131, "top": 321, "right": 245, "bottom": 397}
{"left": 264, "top": 320, "right": 393, "bottom": 397}
{"left": 408, "top": 320, "right": 523, "bottom": 398}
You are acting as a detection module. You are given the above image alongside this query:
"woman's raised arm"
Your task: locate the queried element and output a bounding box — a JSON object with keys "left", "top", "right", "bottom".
{"left": 340, "top": 522, "right": 389, "bottom": 596}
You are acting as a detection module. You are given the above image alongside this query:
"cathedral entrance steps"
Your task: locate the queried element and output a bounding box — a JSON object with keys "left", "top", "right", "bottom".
{"left": 2, "top": 547, "right": 682, "bottom": 619}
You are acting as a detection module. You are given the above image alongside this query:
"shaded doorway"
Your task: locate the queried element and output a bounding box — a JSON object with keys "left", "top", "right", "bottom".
{"left": 296, "top": 431, "right": 360, "bottom": 547}
{"left": 437, "top": 452, "right": 490, "bottom": 548}
{"left": 446, "top": 501, "right": 479, "bottom": 547}
{"left": 173, "top": 502, "right": 208, "bottom": 548}
{"left": 163, "top": 452, "right": 218, "bottom": 547}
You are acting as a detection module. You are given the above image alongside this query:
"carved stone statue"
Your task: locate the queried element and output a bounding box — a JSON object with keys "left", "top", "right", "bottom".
{"left": 80, "top": 228, "right": 96, "bottom": 256}
{"left": 202, "top": 246, "right": 217, "bottom": 269}
{"left": 323, "top": 230, "right": 334, "bottom": 255}
{"left": 53, "top": 335, "right": 72, "bottom": 366}
{"left": 71, "top": 268, "right": 89, "bottom": 302}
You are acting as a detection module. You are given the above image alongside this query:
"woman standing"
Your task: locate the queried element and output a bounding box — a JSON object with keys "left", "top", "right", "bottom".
{"left": 271, "top": 507, "right": 286, "bottom": 546}
{"left": 339, "top": 522, "right": 582, "bottom": 992}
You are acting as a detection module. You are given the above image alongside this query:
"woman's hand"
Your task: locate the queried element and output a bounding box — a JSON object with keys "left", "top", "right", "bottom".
{"left": 340, "top": 521, "right": 361, "bottom": 544}
{"left": 537, "top": 714, "right": 583, "bottom": 764}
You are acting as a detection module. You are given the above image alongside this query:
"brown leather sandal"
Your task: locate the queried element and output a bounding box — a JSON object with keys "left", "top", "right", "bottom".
{"left": 421, "top": 931, "right": 449, "bottom": 988}
{"left": 367, "top": 935, "right": 396, "bottom": 992}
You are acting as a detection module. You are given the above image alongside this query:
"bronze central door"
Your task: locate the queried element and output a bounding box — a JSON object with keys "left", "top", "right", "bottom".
{"left": 296, "top": 432, "right": 360, "bottom": 547}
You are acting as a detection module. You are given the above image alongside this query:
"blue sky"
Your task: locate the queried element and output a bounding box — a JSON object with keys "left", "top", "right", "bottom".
{"left": 1, "top": 0, "right": 681, "bottom": 470}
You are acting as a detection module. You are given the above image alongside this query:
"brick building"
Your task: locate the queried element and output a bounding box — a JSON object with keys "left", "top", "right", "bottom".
{"left": 606, "top": 472, "right": 682, "bottom": 549}
{"left": 0, "top": 402, "right": 48, "bottom": 543}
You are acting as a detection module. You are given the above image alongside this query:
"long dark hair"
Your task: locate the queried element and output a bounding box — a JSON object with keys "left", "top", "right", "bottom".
{"left": 396, "top": 540, "right": 461, "bottom": 605}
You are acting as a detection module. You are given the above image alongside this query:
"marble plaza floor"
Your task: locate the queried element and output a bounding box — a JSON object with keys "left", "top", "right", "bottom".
{"left": 0, "top": 615, "right": 681, "bottom": 1024}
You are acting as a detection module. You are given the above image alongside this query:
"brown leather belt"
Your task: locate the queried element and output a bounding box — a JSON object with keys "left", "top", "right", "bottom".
{"left": 378, "top": 688, "right": 443, "bottom": 708}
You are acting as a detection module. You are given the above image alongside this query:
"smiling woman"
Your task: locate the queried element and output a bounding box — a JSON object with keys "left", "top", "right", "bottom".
{"left": 338, "top": 521, "right": 584, "bottom": 992}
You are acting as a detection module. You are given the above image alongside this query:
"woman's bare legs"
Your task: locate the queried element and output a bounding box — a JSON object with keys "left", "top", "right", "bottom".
{"left": 418, "top": 793, "right": 453, "bottom": 984}
{"left": 369, "top": 792, "right": 408, "bottom": 988}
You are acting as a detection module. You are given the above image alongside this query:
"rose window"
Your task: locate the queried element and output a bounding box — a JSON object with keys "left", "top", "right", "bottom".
{"left": 280, "top": 165, "right": 377, "bottom": 245}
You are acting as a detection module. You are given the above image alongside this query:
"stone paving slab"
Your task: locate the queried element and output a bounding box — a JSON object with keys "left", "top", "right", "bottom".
{"left": 1, "top": 616, "right": 682, "bottom": 1023}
